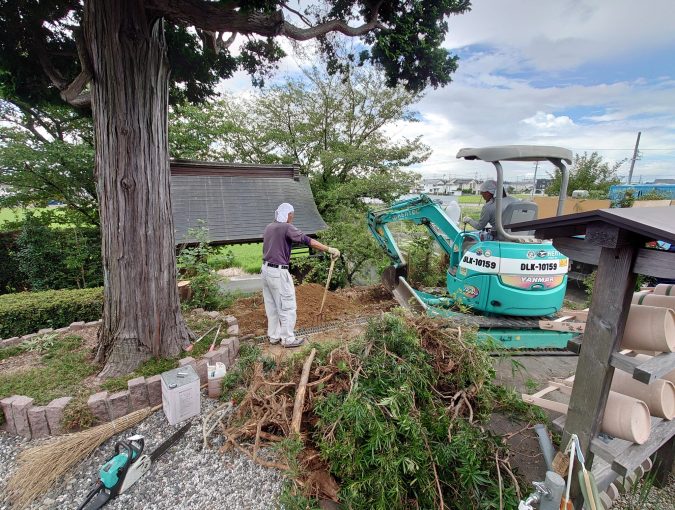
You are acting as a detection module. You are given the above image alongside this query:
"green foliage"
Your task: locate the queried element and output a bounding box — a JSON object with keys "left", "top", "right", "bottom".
{"left": 0, "top": 101, "right": 98, "bottom": 224}
{"left": 221, "top": 343, "right": 264, "bottom": 402}
{"left": 0, "top": 335, "right": 98, "bottom": 405}
{"left": 0, "top": 287, "right": 103, "bottom": 338}
{"left": 101, "top": 356, "right": 180, "bottom": 393}
{"left": 14, "top": 212, "right": 103, "bottom": 291}
{"left": 312, "top": 315, "right": 516, "bottom": 509}
{"left": 546, "top": 152, "right": 622, "bottom": 197}
{"left": 612, "top": 188, "right": 670, "bottom": 208}
{"left": 177, "top": 224, "right": 230, "bottom": 310}
{"left": 404, "top": 234, "right": 447, "bottom": 288}
{"left": 0, "top": 230, "right": 26, "bottom": 294}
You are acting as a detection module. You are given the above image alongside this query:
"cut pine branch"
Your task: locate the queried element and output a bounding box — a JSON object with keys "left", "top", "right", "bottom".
{"left": 291, "top": 348, "right": 317, "bottom": 435}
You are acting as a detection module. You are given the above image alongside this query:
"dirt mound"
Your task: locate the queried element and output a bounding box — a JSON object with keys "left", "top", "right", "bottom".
{"left": 230, "top": 283, "right": 368, "bottom": 336}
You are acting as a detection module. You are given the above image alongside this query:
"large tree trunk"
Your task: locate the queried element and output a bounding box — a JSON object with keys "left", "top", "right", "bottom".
{"left": 85, "top": 0, "right": 192, "bottom": 378}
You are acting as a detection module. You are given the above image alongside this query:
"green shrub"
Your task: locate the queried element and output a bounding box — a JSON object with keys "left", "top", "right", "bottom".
{"left": 14, "top": 212, "right": 103, "bottom": 291}
{"left": 0, "top": 287, "right": 103, "bottom": 338}
{"left": 0, "top": 231, "right": 27, "bottom": 294}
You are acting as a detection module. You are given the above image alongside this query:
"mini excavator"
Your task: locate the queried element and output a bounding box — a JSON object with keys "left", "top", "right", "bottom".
{"left": 368, "top": 145, "right": 580, "bottom": 349}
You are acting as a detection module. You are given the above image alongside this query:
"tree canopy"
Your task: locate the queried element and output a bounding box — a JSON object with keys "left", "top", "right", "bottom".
{"left": 0, "top": 0, "right": 471, "bottom": 109}
{"left": 546, "top": 152, "right": 623, "bottom": 198}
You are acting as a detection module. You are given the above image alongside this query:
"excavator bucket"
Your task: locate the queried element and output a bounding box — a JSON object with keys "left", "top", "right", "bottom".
{"left": 382, "top": 266, "right": 427, "bottom": 314}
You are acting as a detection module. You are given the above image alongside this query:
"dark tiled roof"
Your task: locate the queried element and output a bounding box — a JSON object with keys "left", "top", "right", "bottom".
{"left": 508, "top": 206, "right": 675, "bottom": 243}
{"left": 170, "top": 166, "right": 327, "bottom": 245}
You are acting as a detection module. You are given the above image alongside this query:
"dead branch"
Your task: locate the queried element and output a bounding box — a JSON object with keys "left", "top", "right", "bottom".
{"left": 495, "top": 453, "right": 504, "bottom": 510}
{"left": 291, "top": 348, "right": 317, "bottom": 435}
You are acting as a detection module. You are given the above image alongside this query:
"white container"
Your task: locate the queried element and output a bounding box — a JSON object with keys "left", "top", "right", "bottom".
{"left": 161, "top": 365, "right": 200, "bottom": 425}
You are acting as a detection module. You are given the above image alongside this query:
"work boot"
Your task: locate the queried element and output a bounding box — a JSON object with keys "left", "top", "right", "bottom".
{"left": 281, "top": 336, "right": 305, "bottom": 348}
{"left": 268, "top": 336, "right": 281, "bottom": 345}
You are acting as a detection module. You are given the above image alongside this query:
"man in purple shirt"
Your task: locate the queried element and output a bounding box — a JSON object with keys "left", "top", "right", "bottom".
{"left": 262, "top": 203, "right": 339, "bottom": 347}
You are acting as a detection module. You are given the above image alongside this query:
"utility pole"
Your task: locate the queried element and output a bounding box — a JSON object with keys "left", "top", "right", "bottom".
{"left": 531, "top": 161, "right": 539, "bottom": 199}
{"left": 627, "top": 131, "right": 641, "bottom": 184}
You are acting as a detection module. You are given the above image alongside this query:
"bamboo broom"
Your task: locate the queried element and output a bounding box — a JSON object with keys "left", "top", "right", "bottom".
{"left": 5, "top": 404, "right": 161, "bottom": 509}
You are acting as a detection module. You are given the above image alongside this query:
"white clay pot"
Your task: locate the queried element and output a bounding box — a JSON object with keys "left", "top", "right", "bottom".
{"left": 622, "top": 305, "right": 675, "bottom": 352}
{"left": 611, "top": 369, "right": 675, "bottom": 420}
{"left": 632, "top": 293, "right": 675, "bottom": 310}
{"left": 654, "top": 284, "right": 675, "bottom": 296}
{"left": 602, "top": 391, "right": 651, "bottom": 444}
{"left": 634, "top": 353, "right": 675, "bottom": 385}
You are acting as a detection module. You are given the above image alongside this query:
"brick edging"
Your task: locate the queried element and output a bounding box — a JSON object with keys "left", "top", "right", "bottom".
{"left": 0, "top": 313, "right": 239, "bottom": 439}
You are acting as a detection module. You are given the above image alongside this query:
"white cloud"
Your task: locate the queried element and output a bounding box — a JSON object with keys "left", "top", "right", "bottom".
{"left": 521, "top": 111, "right": 575, "bottom": 131}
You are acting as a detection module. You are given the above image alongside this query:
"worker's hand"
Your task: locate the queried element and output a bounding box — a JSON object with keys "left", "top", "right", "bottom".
{"left": 462, "top": 216, "right": 472, "bottom": 224}
{"left": 327, "top": 246, "right": 340, "bottom": 259}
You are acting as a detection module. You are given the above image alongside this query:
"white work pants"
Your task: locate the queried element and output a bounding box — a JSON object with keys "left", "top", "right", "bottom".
{"left": 261, "top": 264, "right": 297, "bottom": 342}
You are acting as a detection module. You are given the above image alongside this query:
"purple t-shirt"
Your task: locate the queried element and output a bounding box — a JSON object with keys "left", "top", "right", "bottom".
{"left": 262, "top": 222, "right": 312, "bottom": 265}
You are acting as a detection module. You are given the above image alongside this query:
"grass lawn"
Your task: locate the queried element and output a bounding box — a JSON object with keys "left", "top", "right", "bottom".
{"left": 0, "top": 208, "right": 27, "bottom": 228}
{"left": 209, "top": 243, "right": 264, "bottom": 273}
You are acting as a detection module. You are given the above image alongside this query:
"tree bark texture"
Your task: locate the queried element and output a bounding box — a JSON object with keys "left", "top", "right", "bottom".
{"left": 84, "top": 0, "right": 192, "bottom": 377}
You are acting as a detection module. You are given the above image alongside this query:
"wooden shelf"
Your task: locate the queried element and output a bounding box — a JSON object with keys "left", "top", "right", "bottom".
{"left": 608, "top": 418, "right": 675, "bottom": 477}
{"left": 568, "top": 336, "right": 675, "bottom": 384}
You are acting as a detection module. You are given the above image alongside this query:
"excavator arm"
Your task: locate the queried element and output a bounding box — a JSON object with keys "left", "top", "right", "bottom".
{"left": 367, "top": 194, "right": 463, "bottom": 269}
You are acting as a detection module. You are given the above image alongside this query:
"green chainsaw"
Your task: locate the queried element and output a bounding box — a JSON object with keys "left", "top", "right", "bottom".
{"left": 76, "top": 422, "right": 191, "bottom": 510}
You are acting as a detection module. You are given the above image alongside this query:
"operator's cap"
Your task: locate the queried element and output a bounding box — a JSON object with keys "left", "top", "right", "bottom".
{"left": 479, "top": 180, "right": 497, "bottom": 194}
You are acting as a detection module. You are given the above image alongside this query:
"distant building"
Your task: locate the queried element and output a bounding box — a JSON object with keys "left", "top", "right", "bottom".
{"left": 653, "top": 178, "right": 675, "bottom": 185}
{"left": 609, "top": 184, "right": 675, "bottom": 201}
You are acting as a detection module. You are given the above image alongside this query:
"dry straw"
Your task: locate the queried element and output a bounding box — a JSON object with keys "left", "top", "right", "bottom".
{"left": 4, "top": 405, "right": 161, "bottom": 509}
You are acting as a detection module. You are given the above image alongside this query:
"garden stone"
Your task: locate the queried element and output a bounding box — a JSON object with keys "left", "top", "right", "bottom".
{"left": 215, "top": 346, "right": 230, "bottom": 366}
{"left": 225, "top": 315, "right": 237, "bottom": 326}
{"left": 195, "top": 359, "right": 209, "bottom": 384}
{"left": 108, "top": 391, "right": 130, "bottom": 419}
{"left": 146, "top": 375, "right": 162, "bottom": 406}
{"left": 226, "top": 323, "right": 239, "bottom": 336}
{"left": 179, "top": 357, "right": 197, "bottom": 371}
{"left": 46, "top": 396, "right": 72, "bottom": 435}
{"left": 203, "top": 351, "right": 219, "bottom": 366}
{"left": 1, "top": 337, "right": 21, "bottom": 347}
{"left": 231, "top": 336, "right": 240, "bottom": 356}
{"left": 38, "top": 328, "right": 54, "bottom": 335}
{"left": 21, "top": 333, "right": 37, "bottom": 341}
{"left": 1, "top": 395, "right": 17, "bottom": 433}
{"left": 28, "top": 406, "right": 50, "bottom": 438}
{"left": 69, "top": 321, "right": 86, "bottom": 330}
{"left": 128, "top": 377, "right": 149, "bottom": 411}
{"left": 12, "top": 396, "right": 34, "bottom": 438}
{"left": 205, "top": 311, "right": 221, "bottom": 319}
{"left": 85, "top": 320, "right": 101, "bottom": 327}
{"left": 88, "top": 392, "right": 111, "bottom": 423}
{"left": 54, "top": 327, "right": 70, "bottom": 334}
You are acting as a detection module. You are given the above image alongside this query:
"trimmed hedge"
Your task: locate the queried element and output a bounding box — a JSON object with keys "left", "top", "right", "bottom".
{"left": 0, "top": 287, "right": 103, "bottom": 338}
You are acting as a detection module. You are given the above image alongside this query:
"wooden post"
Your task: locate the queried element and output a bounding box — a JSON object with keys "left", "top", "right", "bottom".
{"left": 562, "top": 225, "right": 638, "bottom": 508}
{"left": 652, "top": 436, "right": 675, "bottom": 487}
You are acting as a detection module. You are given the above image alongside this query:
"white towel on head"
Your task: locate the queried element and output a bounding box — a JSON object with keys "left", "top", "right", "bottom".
{"left": 275, "top": 203, "right": 294, "bottom": 223}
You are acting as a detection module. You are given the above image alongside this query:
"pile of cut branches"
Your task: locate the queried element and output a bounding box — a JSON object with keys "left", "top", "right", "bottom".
{"left": 218, "top": 313, "right": 523, "bottom": 509}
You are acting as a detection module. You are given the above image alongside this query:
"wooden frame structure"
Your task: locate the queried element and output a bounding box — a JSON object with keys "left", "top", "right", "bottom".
{"left": 510, "top": 206, "right": 675, "bottom": 509}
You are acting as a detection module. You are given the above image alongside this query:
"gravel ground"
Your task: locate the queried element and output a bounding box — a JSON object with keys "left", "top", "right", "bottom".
{"left": 0, "top": 397, "right": 285, "bottom": 510}
{"left": 613, "top": 473, "right": 675, "bottom": 510}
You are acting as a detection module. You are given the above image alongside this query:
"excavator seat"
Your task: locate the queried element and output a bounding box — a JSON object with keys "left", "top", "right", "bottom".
{"left": 502, "top": 201, "right": 538, "bottom": 237}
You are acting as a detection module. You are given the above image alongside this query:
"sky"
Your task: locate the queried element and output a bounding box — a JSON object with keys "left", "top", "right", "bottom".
{"left": 227, "top": 0, "right": 675, "bottom": 183}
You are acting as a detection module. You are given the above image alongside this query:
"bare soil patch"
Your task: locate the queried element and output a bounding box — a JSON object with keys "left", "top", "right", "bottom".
{"left": 229, "top": 284, "right": 396, "bottom": 337}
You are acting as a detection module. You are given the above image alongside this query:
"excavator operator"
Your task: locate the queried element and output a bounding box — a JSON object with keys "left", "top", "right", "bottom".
{"left": 462, "top": 179, "right": 517, "bottom": 237}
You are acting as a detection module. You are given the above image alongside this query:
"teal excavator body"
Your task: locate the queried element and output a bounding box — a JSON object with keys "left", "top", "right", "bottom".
{"left": 367, "top": 145, "right": 580, "bottom": 349}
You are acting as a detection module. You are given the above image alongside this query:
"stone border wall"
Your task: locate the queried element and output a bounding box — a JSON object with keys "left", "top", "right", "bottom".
{"left": 0, "top": 314, "right": 240, "bottom": 439}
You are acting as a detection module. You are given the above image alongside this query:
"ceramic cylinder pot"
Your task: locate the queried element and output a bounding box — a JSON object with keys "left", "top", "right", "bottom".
{"left": 632, "top": 292, "right": 675, "bottom": 309}
{"left": 602, "top": 391, "right": 651, "bottom": 444}
{"left": 654, "top": 284, "right": 675, "bottom": 296}
{"left": 622, "top": 305, "right": 675, "bottom": 352}
{"left": 611, "top": 369, "right": 675, "bottom": 420}
{"left": 634, "top": 354, "right": 675, "bottom": 385}
{"left": 632, "top": 290, "right": 653, "bottom": 304}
